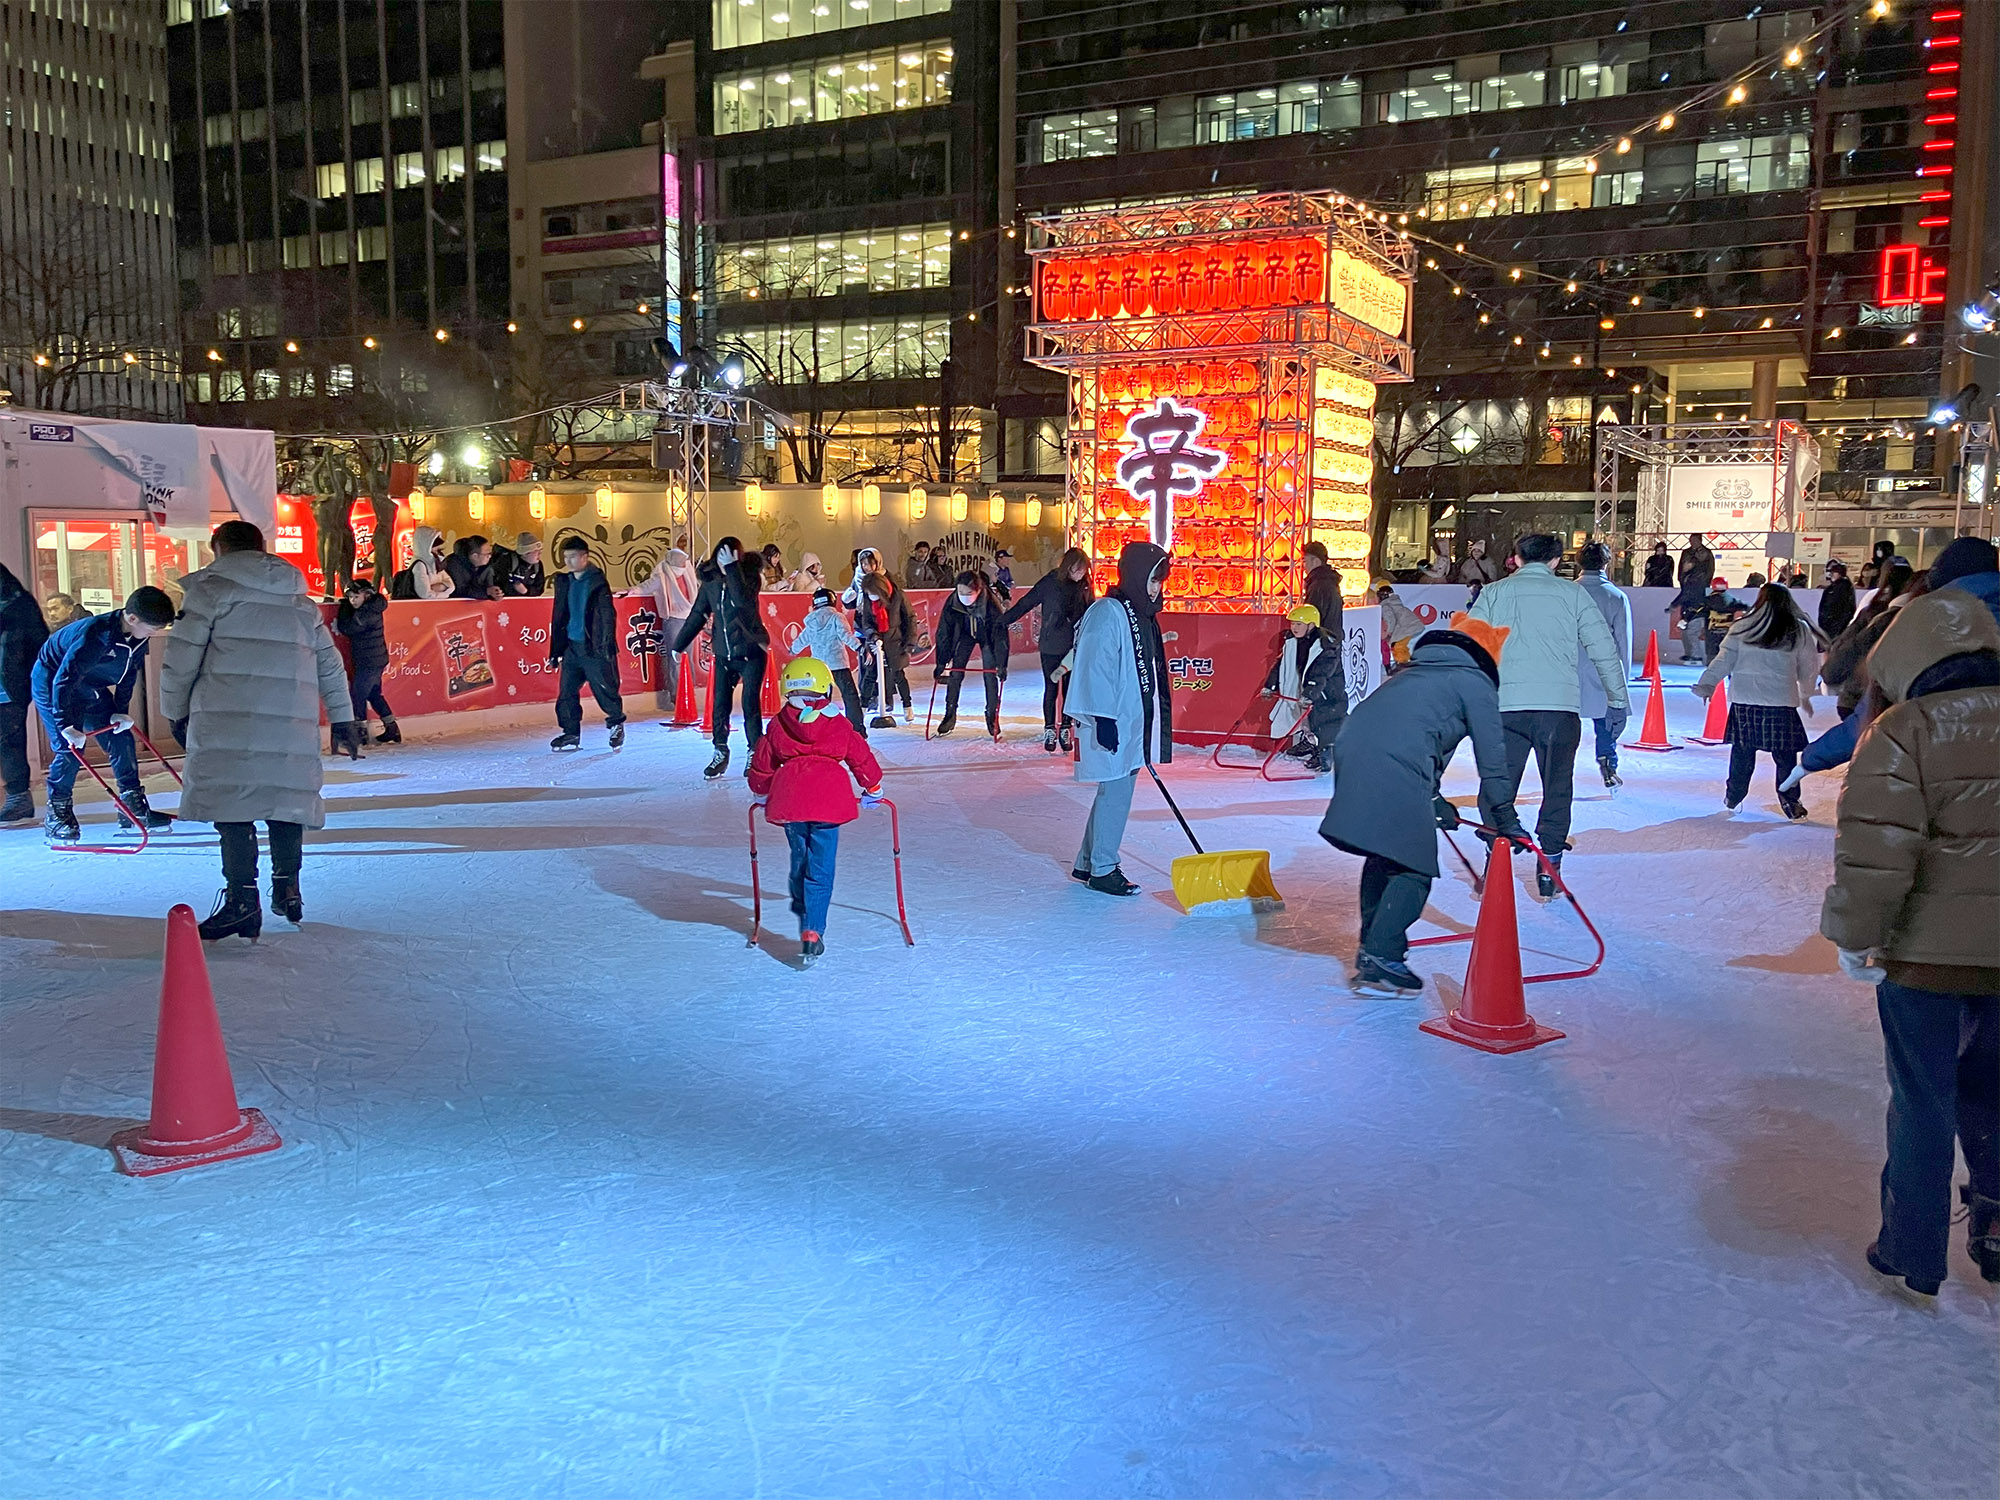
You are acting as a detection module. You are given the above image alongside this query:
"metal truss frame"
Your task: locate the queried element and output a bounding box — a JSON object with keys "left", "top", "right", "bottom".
{"left": 641, "top": 384, "right": 748, "bottom": 557}
{"left": 1025, "top": 305, "right": 1414, "bottom": 385}
{"left": 1595, "top": 419, "right": 1820, "bottom": 556}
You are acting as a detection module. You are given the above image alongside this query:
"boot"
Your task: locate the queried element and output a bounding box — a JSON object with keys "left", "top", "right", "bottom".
{"left": 0, "top": 791, "right": 33, "bottom": 826}
{"left": 44, "top": 798, "right": 79, "bottom": 843}
{"left": 374, "top": 717, "right": 402, "bottom": 745}
{"left": 935, "top": 710, "right": 956, "bottom": 737}
{"left": 1597, "top": 755, "right": 1623, "bottom": 790}
{"left": 1535, "top": 854, "right": 1562, "bottom": 903}
{"left": 270, "top": 874, "right": 303, "bottom": 924}
{"left": 198, "top": 884, "right": 262, "bottom": 943}
{"left": 1963, "top": 1186, "right": 2000, "bottom": 1283}
{"left": 550, "top": 731, "right": 581, "bottom": 752}
{"left": 1058, "top": 721, "right": 1075, "bottom": 753}
{"left": 985, "top": 710, "right": 1001, "bottom": 740}
{"left": 114, "top": 786, "right": 173, "bottom": 835}
{"left": 703, "top": 746, "right": 730, "bottom": 780}
{"left": 1043, "top": 727, "right": 1059, "bottom": 754}
{"left": 799, "top": 930, "right": 824, "bottom": 967}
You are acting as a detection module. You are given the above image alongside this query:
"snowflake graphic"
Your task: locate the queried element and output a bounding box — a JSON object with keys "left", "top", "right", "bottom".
{"left": 507, "top": 685, "right": 518, "bottom": 698}
{"left": 497, "top": 611, "right": 511, "bottom": 628}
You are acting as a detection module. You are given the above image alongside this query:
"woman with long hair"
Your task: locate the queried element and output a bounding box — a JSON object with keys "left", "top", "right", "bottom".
{"left": 1788, "top": 565, "right": 1929, "bottom": 792}
{"left": 1003, "top": 546, "right": 1096, "bottom": 752}
{"left": 1695, "top": 582, "right": 1825, "bottom": 818}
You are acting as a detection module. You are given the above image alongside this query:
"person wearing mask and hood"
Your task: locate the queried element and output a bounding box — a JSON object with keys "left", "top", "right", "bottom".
{"left": 1004, "top": 547, "right": 1096, "bottom": 753}
{"left": 845, "top": 549, "right": 914, "bottom": 727}
{"left": 444, "top": 535, "right": 504, "bottom": 600}
{"left": 492, "top": 534, "right": 546, "bottom": 597}
{"left": 0, "top": 562, "right": 51, "bottom": 827}
{"left": 405, "top": 527, "right": 455, "bottom": 600}
{"left": 674, "top": 535, "right": 769, "bottom": 778}
{"left": 1820, "top": 588, "right": 2000, "bottom": 1297}
{"left": 1063, "top": 541, "right": 1173, "bottom": 897}
{"left": 1817, "top": 558, "right": 1857, "bottom": 640}
{"left": 1455, "top": 538, "right": 1501, "bottom": 588}
{"left": 1642, "top": 542, "right": 1676, "bottom": 589}
{"left": 787, "top": 552, "right": 828, "bottom": 596}
{"left": 933, "top": 569, "right": 1010, "bottom": 739}
{"left": 628, "top": 543, "right": 699, "bottom": 708}
{"left": 548, "top": 536, "right": 626, "bottom": 754}
{"left": 1262, "top": 603, "right": 1344, "bottom": 773}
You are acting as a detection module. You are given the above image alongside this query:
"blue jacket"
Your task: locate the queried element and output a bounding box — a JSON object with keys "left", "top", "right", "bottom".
{"left": 1942, "top": 570, "right": 2000, "bottom": 630}
{"left": 31, "top": 612, "right": 149, "bottom": 731}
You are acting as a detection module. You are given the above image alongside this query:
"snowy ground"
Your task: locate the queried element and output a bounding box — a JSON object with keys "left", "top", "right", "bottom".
{"left": 1, "top": 665, "right": 1993, "bottom": 1499}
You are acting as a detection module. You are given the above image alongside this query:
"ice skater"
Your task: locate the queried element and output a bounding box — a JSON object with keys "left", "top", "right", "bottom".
{"left": 1694, "top": 582, "right": 1823, "bottom": 819}
{"left": 0, "top": 562, "right": 51, "bottom": 828}
{"left": 1002, "top": 547, "right": 1094, "bottom": 753}
{"left": 31, "top": 585, "right": 178, "bottom": 843}
{"left": 548, "top": 536, "right": 627, "bottom": 753}
{"left": 1318, "top": 621, "right": 1527, "bottom": 998}
{"left": 747, "top": 656, "right": 885, "bottom": 966}
{"left": 673, "top": 536, "right": 768, "bottom": 778}
{"left": 1261, "top": 603, "right": 1343, "bottom": 773}
{"left": 1063, "top": 541, "right": 1173, "bottom": 897}
{"left": 1576, "top": 543, "right": 1632, "bottom": 791}
{"left": 932, "top": 570, "right": 1009, "bottom": 739}
{"left": 336, "top": 575, "right": 399, "bottom": 745}
{"left": 796, "top": 586, "right": 866, "bottom": 735}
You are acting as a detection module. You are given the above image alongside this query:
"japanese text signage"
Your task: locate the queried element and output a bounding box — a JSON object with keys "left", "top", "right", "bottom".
{"left": 1036, "top": 236, "right": 1407, "bottom": 335}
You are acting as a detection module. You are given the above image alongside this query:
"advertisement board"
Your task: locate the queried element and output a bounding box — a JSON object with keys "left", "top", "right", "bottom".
{"left": 1665, "top": 463, "right": 1775, "bottom": 536}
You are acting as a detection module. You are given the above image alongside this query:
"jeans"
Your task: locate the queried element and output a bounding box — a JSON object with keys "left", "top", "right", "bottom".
{"left": 1359, "top": 852, "right": 1434, "bottom": 963}
{"left": 1875, "top": 979, "right": 1999, "bottom": 1286}
{"left": 710, "top": 652, "right": 765, "bottom": 750}
{"left": 0, "top": 701, "right": 28, "bottom": 797}
{"left": 1678, "top": 616, "right": 1706, "bottom": 662}
{"left": 1074, "top": 771, "right": 1136, "bottom": 878}
{"left": 46, "top": 718, "right": 138, "bottom": 802}
{"left": 348, "top": 665, "right": 394, "bottom": 724}
{"left": 1501, "top": 710, "right": 1582, "bottom": 858}
{"left": 556, "top": 651, "right": 626, "bottom": 737}
{"left": 1040, "top": 651, "right": 1067, "bottom": 731}
{"left": 942, "top": 663, "right": 999, "bottom": 729}
{"left": 832, "top": 667, "right": 866, "bottom": 734}
{"left": 1802, "top": 712, "right": 1860, "bottom": 775}
{"left": 785, "top": 821, "right": 839, "bottom": 935}
{"left": 219, "top": 819, "right": 304, "bottom": 886}
{"left": 1591, "top": 717, "right": 1620, "bottom": 771}
{"left": 1726, "top": 740, "right": 1800, "bottom": 808}
{"left": 663, "top": 618, "right": 686, "bottom": 701}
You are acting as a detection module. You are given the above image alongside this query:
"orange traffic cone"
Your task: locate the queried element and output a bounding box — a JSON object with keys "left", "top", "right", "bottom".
{"left": 1419, "top": 841, "right": 1566, "bottom": 1054}
{"left": 1637, "top": 628, "right": 1660, "bottom": 684}
{"left": 671, "top": 652, "right": 699, "bottom": 725}
{"left": 1623, "top": 672, "right": 1679, "bottom": 752}
{"left": 1688, "top": 677, "right": 1730, "bottom": 745}
{"left": 110, "top": 905, "right": 282, "bottom": 1176}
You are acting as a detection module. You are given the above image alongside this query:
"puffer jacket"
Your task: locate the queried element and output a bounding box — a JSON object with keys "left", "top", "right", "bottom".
{"left": 796, "top": 603, "right": 859, "bottom": 669}
{"left": 1695, "top": 616, "right": 1820, "bottom": 708}
{"left": 158, "top": 549, "right": 354, "bottom": 828}
{"left": 1821, "top": 590, "right": 2000, "bottom": 987}
{"left": 673, "top": 552, "right": 767, "bottom": 663}
{"left": 747, "top": 703, "right": 884, "bottom": 825}
{"left": 335, "top": 591, "right": 390, "bottom": 673}
{"left": 1466, "top": 562, "right": 1627, "bottom": 715}
{"left": 409, "top": 527, "right": 455, "bottom": 600}
{"left": 1, "top": 562, "right": 52, "bottom": 707}
{"left": 1576, "top": 571, "right": 1632, "bottom": 720}
{"left": 934, "top": 588, "right": 1011, "bottom": 677}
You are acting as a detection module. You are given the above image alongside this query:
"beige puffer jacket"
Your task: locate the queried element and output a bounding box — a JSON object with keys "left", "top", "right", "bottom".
{"left": 1820, "top": 590, "right": 2000, "bottom": 984}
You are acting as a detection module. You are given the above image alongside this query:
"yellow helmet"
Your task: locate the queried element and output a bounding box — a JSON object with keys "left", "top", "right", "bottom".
{"left": 1285, "top": 603, "right": 1320, "bottom": 627}
{"left": 779, "top": 654, "right": 833, "bottom": 703}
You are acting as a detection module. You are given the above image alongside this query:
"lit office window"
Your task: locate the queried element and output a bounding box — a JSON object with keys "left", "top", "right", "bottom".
{"left": 716, "top": 224, "right": 953, "bottom": 300}
{"left": 714, "top": 0, "right": 951, "bottom": 50}
{"left": 715, "top": 40, "right": 953, "bottom": 134}
{"left": 727, "top": 316, "right": 951, "bottom": 381}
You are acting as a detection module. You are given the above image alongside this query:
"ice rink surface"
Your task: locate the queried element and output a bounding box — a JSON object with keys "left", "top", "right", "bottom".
{"left": 2, "top": 666, "right": 1993, "bottom": 1499}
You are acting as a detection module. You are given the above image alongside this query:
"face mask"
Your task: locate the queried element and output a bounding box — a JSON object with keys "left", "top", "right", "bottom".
{"left": 957, "top": 590, "right": 976, "bottom": 607}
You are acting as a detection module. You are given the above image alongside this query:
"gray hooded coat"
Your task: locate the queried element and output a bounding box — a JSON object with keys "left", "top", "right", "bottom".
{"left": 159, "top": 549, "right": 355, "bottom": 828}
{"left": 1319, "top": 633, "right": 1519, "bottom": 876}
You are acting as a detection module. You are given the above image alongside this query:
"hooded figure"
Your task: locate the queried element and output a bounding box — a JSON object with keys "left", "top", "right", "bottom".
{"left": 1819, "top": 588, "right": 2000, "bottom": 1297}
{"left": 629, "top": 544, "right": 698, "bottom": 704}
{"left": 1062, "top": 541, "right": 1173, "bottom": 895}
{"left": 0, "top": 562, "right": 51, "bottom": 824}
{"left": 408, "top": 526, "right": 454, "bottom": 600}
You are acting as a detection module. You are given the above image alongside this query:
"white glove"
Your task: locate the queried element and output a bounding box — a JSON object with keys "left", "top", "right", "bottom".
{"left": 1837, "top": 947, "right": 1887, "bottom": 986}
{"left": 108, "top": 713, "right": 134, "bottom": 733}
{"left": 750, "top": 794, "right": 768, "bottom": 807}
{"left": 60, "top": 725, "right": 87, "bottom": 749}
{"left": 1778, "top": 764, "right": 1806, "bottom": 794}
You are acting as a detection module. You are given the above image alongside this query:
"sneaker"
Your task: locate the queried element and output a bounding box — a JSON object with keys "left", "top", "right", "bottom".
{"left": 1044, "top": 728, "right": 1059, "bottom": 753}
{"left": 608, "top": 722, "right": 626, "bottom": 751}
{"left": 1354, "top": 952, "right": 1424, "bottom": 995}
{"left": 799, "top": 930, "right": 824, "bottom": 966}
{"left": 1069, "top": 865, "right": 1091, "bottom": 884}
{"left": 0, "top": 792, "right": 34, "bottom": 827}
{"left": 704, "top": 747, "right": 730, "bottom": 780}
{"left": 550, "top": 732, "right": 581, "bottom": 752}
{"left": 1086, "top": 867, "right": 1140, "bottom": 896}
{"left": 1866, "top": 1241, "right": 1941, "bottom": 1298}
{"left": 44, "top": 800, "right": 79, "bottom": 843}
{"left": 1597, "top": 756, "right": 1623, "bottom": 790}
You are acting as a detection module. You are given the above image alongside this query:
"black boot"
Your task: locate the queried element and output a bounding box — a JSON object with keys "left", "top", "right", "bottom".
{"left": 374, "top": 717, "right": 401, "bottom": 745}
{"left": 0, "top": 791, "right": 33, "bottom": 826}
{"left": 115, "top": 786, "right": 174, "bottom": 835}
{"left": 985, "top": 711, "right": 1001, "bottom": 740}
{"left": 44, "top": 799, "right": 79, "bottom": 843}
{"left": 198, "top": 885, "right": 263, "bottom": 942}
{"left": 703, "top": 746, "right": 730, "bottom": 779}
{"left": 1964, "top": 1186, "right": 2000, "bottom": 1283}
{"left": 935, "top": 711, "right": 956, "bottom": 737}
{"left": 270, "top": 874, "right": 303, "bottom": 924}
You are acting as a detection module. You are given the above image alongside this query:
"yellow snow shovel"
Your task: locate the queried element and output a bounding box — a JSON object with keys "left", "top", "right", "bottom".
{"left": 1146, "top": 764, "right": 1281, "bottom": 909}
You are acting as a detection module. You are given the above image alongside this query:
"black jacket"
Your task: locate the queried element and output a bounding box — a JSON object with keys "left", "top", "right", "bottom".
{"left": 1002, "top": 567, "right": 1093, "bottom": 657}
{"left": 491, "top": 545, "right": 545, "bottom": 597}
{"left": 1817, "top": 576, "right": 1857, "bottom": 639}
{"left": 1304, "top": 561, "right": 1344, "bottom": 640}
{"left": 0, "top": 563, "right": 50, "bottom": 707}
{"left": 855, "top": 575, "right": 917, "bottom": 668}
{"left": 31, "top": 611, "right": 149, "bottom": 731}
{"left": 935, "top": 590, "right": 1011, "bottom": 677}
{"left": 335, "top": 592, "right": 390, "bottom": 674}
{"left": 673, "top": 554, "right": 767, "bottom": 663}
{"left": 1642, "top": 554, "right": 1676, "bottom": 588}
{"left": 1678, "top": 544, "right": 1715, "bottom": 590}
{"left": 550, "top": 566, "right": 619, "bottom": 662}
{"left": 444, "top": 550, "right": 497, "bottom": 599}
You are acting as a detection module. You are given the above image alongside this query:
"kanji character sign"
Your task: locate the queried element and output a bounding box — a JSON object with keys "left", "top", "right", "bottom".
{"left": 1116, "top": 397, "right": 1227, "bottom": 548}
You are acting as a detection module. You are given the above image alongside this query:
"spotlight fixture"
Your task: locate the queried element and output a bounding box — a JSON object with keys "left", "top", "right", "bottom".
{"left": 1930, "top": 383, "right": 1981, "bottom": 426}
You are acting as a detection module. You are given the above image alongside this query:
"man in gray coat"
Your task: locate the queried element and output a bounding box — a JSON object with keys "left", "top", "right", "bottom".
{"left": 160, "top": 520, "right": 362, "bottom": 942}
{"left": 1576, "top": 542, "right": 1633, "bottom": 792}
{"left": 1320, "top": 627, "right": 1527, "bottom": 997}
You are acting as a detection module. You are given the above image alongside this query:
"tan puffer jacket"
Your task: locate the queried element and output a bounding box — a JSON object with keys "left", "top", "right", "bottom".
{"left": 1820, "top": 589, "right": 2000, "bottom": 986}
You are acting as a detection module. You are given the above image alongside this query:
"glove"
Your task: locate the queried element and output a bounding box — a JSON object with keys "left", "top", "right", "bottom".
{"left": 1493, "top": 812, "right": 1531, "bottom": 848}
{"left": 108, "top": 713, "right": 134, "bottom": 734}
{"left": 1094, "top": 716, "right": 1119, "bottom": 752}
{"left": 933, "top": 666, "right": 947, "bottom": 682}
{"left": 170, "top": 718, "right": 189, "bottom": 746}
{"left": 750, "top": 793, "right": 768, "bottom": 807}
{"left": 1838, "top": 947, "right": 1887, "bottom": 986}
{"left": 1432, "top": 795, "right": 1461, "bottom": 831}
{"left": 1603, "top": 707, "right": 1629, "bottom": 740}
{"left": 331, "top": 721, "right": 365, "bottom": 759}
{"left": 996, "top": 671, "right": 1007, "bottom": 684}
{"left": 60, "top": 725, "right": 87, "bottom": 749}
{"left": 860, "top": 788, "right": 885, "bottom": 808}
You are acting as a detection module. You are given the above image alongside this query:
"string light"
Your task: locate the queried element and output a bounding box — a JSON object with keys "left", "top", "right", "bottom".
{"left": 1782, "top": 45, "right": 1803, "bottom": 66}
{"left": 284, "top": 340, "right": 299, "bottom": 353}
{"left": 1616, "top": 138, "right": 1632, "bottom": 154}
{"left": 1728, "top": 84, "right": 1748, "bottom": 104}
{"left": 434, "top": 328, "right": 450, "bottom": 342}
{"left": 1565, "top": 280, "right": 1579, "bottom": 293}
{"left": 1657, "top": 112, "right": 1675, "bottom": 131}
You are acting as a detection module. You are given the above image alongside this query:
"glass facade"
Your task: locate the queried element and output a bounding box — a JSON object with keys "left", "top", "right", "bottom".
{"left": 726, "top": 317, "right": 952, "bottom": 381}
{"left": 715, "top": 40, "right": 954, "bottom": 133}
{"left": 1419, "top": 134, "right": 1809, "bottom": 221}
{"left": 716, "top": 224, "right": 953, "bottom": 301}
{"left": 714, "top": 0, "right": 951, "bottom": 51}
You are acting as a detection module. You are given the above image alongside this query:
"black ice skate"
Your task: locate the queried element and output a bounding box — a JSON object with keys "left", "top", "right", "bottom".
{"left": 44, "top": 799, "right": 79, "bottom": 843}
{"left": 374, "top": 717, "right": 402, "bottom": 744}
{"left": 1058, "top": 721, "right": 1075, "bottom": 753}
{"left": 1043, "top": 728, "right": 1059, "bottom": 753}
{"left": 703, "top": 747, "right": 730, "bottom": 779}
{"left": 0, "top": 791, "right": 34, "bottom": 827}
{"left": 270, "top": 875, "right": 303, "bottom": 924}
{"left": 1597, "top": 756, "right": 1622, "bottom": 790}
{"left": 550, "top": 732, "right": 581, "bottom": 752}
{"left": 1353, "top": 952, "right": 1424, "bottom": 996}
{"left": 1962, "top": 1186, "right": 2000, "bottom": 1283}
{"left": 608, "top": 722, "right": 626, "bottom": 751}
{"left": 1779, "top": 795, "right": 1809, "bottom": 821}
{"left": 1086, "top": 867, "right": 1139, "bottom": 896}
{"left": 114, "top": 786, "right": 174, "bottom": 834}
{"left": 934, "top": 711, "right": 956, "bottom": 737}
{"left": 198, "top": 884, "right": 263, "bottom": 943}
{"left": 985, "top": 711, "right": 1001, "bottom": 740}
{"left": 1534, "top": 855, "right": 1563, "bottom": 903}
{"left": 799, "top": 930, "right": 824, "bottom": 966}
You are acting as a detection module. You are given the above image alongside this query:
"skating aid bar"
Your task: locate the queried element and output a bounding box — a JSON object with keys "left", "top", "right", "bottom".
{"left": 1208, "top": 691, "right": 1318, "bottom": 782}
{"left": 48, "top": 725, "right": 183, "bottom": 856}
{"left": 744, "top": 796, "right": 915, "bottom": 951}
{"left": 924, "top": 665, "right": 1004, "bottom": 744}
{"left": 1409, "top": 824, "right": 1605, "bottom": 983}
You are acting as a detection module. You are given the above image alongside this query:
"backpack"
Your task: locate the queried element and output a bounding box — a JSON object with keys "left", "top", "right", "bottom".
{"left": 388, "top": 565, "right": 418, "bottom": 600}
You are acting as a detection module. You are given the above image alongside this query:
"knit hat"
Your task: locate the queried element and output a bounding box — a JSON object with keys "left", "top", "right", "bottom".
{"left": 810, "top": 587, "right": 834, "bottom": 607}
{"left": 1927, "top": 536, "right": 1998, "bottom": 588}
{"left": 516, "top": 532, "right": 540, "bottom": 551}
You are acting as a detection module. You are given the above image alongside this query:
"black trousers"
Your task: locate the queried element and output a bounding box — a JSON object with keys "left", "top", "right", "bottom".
{"left": 1359, "top": 853, "right": 1433, "bottom": 963}
{"left": 348, "top": 665, "right": 394, "bottom": 723}
{"left": 832, "top": 667, "right": 866, "bottom": 734}
{"left": 943, "top": 663, "right": 999, "bottom": 727}
{"left": 219, "top": 820, "right": 304, "bottom": 886}
{"left": 0, "top": 700, "right": 27, "bottom": 798}
{"left": 1502, "top": 710, "right": 1582, "bottom": 858}
{"left": 1308, "top": 688, "right": 1347, "bottom": 751}
{"left": 556, "top": 651, "right": 625, "bottom": 737}
{"left": 859, "top": 647, "right": 910, "bottom": 714}
{"left": 711, "top": 651, "right": 765, "bottom": 750}
{"left": 1875, "top": 979, "right": 1999, "bottom": 1285}
{"left": 1726, "top": 739, "right": 1800, "bottom": 808}
{"left": 1040, "top": 651, "right": 1067, "bottom": 731}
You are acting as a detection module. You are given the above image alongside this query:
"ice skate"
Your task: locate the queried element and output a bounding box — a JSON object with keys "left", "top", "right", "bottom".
{"left": 1865, "top": 1241, "right": 1940, "bottom": 1299}
{"left": 0, "top": 791, "right": 34, "bottom": 827}
{"left": 1352, "top": 953, "right": 1424, "bottom": 996}
{"left": 43, "top": 799, "right": 79, "bottom": 843}
{"left": 900, "top": 705, "right": 913, "bottom": 726}
{"left": 1962, "top": 1186, "right": 2000, "bottom": 1282}
{"left": 985, "top": 711, "right": 1001, "bottom": 741}
{"left": 1534, "top": 857, "right": 1562, "bottom": 903}
{"left": 270, "top": 875, "right": 303, "bottom": 924}
{"left": 1598, "top": 756, "right": 1622, "bottom": 791}
{"left": 198, "top": 884, "right": 262, "bottom": 943}
{"left": 1058, "top": 721, "right": 1075, "bottom": 753}
{"left": 1779, "top": 795, "right": 1809, "bottom": 821}
{"left": 1086, "top": 866, "right": 1139, "bottom": 896}
{"left": 935, "top": 711, "right": 956, "bottom": 737}
{"left": 374, "top": 717, "right": 402, "bottom": 745}
{"left": 113, "top": 786, "right": 173, "bottom": 834}
{"left": 608, "top": 722, "right": 626, "bottom": 751}
{"left": 550, "top": 731, "right": 581, "bottom": 752}
{"left": 1043, "top": 727, "right": 1059, "bottom": 753}
{"left": 703, "top": 746, "right": 730, "bottom": 780}
{"left": 799, "top": 930, "right": 824, "bottom": 966}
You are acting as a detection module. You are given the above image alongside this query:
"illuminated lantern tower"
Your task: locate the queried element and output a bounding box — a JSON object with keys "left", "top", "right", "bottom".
{"left": 1025, "top": 193, "right": 1414, "bottom": 609}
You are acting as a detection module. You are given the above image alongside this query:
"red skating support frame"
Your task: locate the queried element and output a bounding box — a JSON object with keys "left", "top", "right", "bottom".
{"left": 1209, "top": 691, "right": 1319, "bottom": 782}
{"left": 50, "top": 725, "right": 184, "bottom": 855}
{"left": 924, "top": 666, "right": 1004, "bottom": 745}
{"left": 1408, "top": 824, "right": 1606, "bottom": 985}
{"left": 747, "top": 797, "right": 914, "bottom": 951}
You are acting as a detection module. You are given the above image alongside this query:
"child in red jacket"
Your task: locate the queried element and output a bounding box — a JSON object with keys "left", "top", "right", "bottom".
{"left": 748, "top": 655, "right": 886, "bottom": 964}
